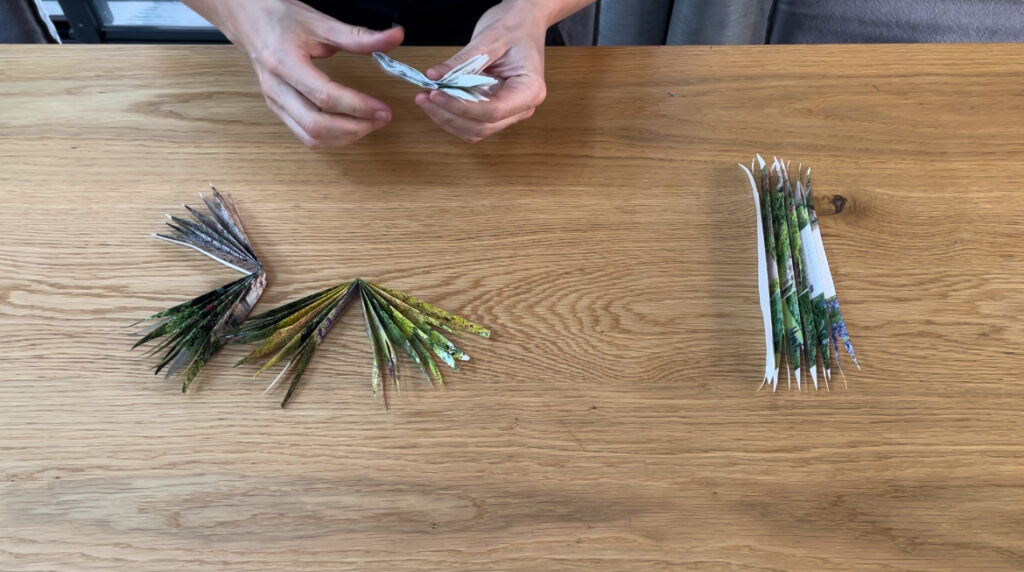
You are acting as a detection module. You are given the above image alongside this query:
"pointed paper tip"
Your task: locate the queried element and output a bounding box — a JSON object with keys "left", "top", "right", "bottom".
{"left": 264, "top": 359, "right": 294, "bottom": 394}
{"left": 129, "top": 316, "right": 150, "bottom": 328}
{"left": 810, "top": 367, "right": 818, "bottom": 390}
{"left": 756, "top": 153, "right": 766, "bottom": 168}
{"left": 795, "top": 368, "right": 802, "bottom": 390}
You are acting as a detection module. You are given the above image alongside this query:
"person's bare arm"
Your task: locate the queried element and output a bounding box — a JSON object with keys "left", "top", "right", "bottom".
{"left": 183, "top": 0, "right": 404, "bottom": 149}
{"left": 416, "top": 0, "right": 596, "bottom": 143}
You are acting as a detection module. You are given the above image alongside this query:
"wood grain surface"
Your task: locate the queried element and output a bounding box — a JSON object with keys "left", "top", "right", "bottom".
{"left": 2, "top": 44, "right": 1024, "bottom": 571}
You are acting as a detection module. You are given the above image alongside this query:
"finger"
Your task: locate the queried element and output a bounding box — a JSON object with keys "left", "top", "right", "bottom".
{"left": 314, "top": 21, "right": 404, "bottom": 55}
{"left": 416, "top": 92, "right": 533, "bottom": 143}
{"left": 427, "top": 75, "right": 544, "bottom": 124}
{"left": 266, "top": 98, "right": 319, "bottom": 148}
{"left": 263, "top": 73, "right": 386, "bottom": 148}
{"left": 268, "top": 49, "right": 391, "bottom": 120}
{"left": 416, "top": 93, "right": 487, "bottom": 142}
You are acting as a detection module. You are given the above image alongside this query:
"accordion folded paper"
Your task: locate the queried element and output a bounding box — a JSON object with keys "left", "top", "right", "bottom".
{"left": 373, "top": 51, "right": 499, "bottom": 102}
{"left": 233, "top": 279, "right": 490, "bottom": 407}
{"left": 133, "top": 188, "right": 490, "bottom": 407}
{"left": 740, "top": 157, "right": 860, "bottom": 391}
{"left": 133, "top": 187, "right": 267, "bottom": 392}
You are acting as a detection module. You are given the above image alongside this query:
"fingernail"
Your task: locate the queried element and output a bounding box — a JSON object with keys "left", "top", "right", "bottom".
{"left": 374, "top": 110, "right": 391, "bottom": 121}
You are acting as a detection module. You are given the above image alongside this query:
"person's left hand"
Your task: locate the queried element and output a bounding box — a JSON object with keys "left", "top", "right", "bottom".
{"left": 415, "top": 0, "right": 550, "bottom": 143}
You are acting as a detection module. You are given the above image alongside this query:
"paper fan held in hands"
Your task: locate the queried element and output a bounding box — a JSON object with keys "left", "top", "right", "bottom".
{"left": 232, "top": 279, "right": 491, "bottom": 408}
{"left": 373, "top": 51, "right": 499, "bottom": 102}
{"left": 740, "top": 156, "right": 860, "bottom": 392}
{"left": 132, "top": 186, "right": 266, "bottom": 392}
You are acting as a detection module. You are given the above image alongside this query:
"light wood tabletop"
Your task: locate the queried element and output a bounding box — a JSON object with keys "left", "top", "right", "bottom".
{"left": 2, "top": 44, "right": 1024, "bottom": 571}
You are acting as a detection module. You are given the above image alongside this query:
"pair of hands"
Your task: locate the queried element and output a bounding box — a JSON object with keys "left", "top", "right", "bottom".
{"left": 195, "top": 0, "right": 551, "bottom": 148}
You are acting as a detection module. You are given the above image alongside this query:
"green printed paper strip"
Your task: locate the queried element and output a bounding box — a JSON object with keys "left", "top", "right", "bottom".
{"left": 133, "top": 186, "right": 266, "bottom": 392}
{"left": 799, "top": 171, "right": 833, "bottom": 384}
{"left": 769, "top": 159, "right": 805, "bottom": 388}
{"left": 758, "top": 155, "right": 784, "bottom": 389}
{"left": 802, "top": 173, "right": 861, "bottom": 373}
{"left": 780, "top": 161, "right": 816, "bottom": 390}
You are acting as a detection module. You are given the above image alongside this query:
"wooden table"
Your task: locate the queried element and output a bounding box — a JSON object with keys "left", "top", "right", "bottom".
{"left": 2, "top": 44, "right": 1023, "bottom": 571}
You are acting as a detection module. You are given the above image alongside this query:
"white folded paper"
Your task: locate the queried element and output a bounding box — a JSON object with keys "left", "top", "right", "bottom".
{"left": 373, "top": 52, "right": 499, "bottom": 102}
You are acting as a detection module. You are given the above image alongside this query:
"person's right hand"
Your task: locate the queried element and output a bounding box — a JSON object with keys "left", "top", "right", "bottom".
{"left": 186, "top": 0, "right": 404, "bottom": 149}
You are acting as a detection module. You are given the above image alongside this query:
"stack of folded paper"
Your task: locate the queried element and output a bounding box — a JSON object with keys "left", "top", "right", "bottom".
{"left": 740, "top": 156, "right": 860, "bottom": 391}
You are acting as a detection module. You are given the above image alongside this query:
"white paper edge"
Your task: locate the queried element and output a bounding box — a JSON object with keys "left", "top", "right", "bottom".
{"left": 264, "top": 358, "right": 295, "bottom": 394}
{"left": 151, "top": 233, "right": 252, "bottom": 275}
{"left": 739, "top": 163, "right": 775, "bottom": 388}
{"left": 755, "top": 155, "right": 780, "bottom": 389}
{"left": 442, "top": 74, "right": 499, "bottom": 89}
{"left": 441, "top": 87, "right": 488, "bottom": 102}
{"left": 811, "top": 224, "right": 838, "bottom": 299}
{"left": 442, "top": 53, "right": 490, "bottom": 80}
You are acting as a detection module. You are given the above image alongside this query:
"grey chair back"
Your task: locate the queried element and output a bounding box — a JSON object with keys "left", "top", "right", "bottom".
{"left": 769, "top": 0, "right": 1024, "bottom": 43}
{"left": 594, "top": 0, "right": 772, "bottom": 45}
{"left": 0, "top": 0, "right": 55, "bottom": 43}
{"left": 588, "top": 0, "right": 1024, "bottom": 45}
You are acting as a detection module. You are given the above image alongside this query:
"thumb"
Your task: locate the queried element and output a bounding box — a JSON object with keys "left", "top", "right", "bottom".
{"left": 317, "top": 23, "right": 404, "bottom": 55}
{"left": 426, "top": 35, "right": 504, "bottom": 81}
